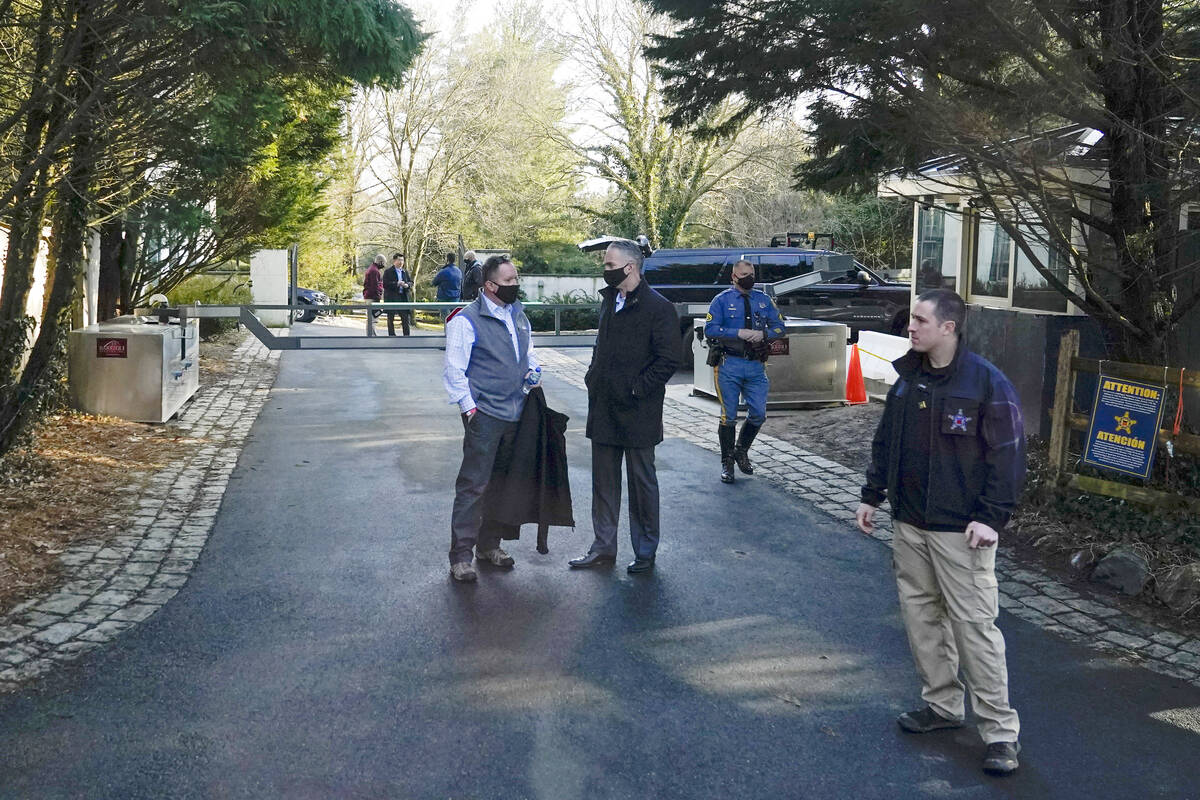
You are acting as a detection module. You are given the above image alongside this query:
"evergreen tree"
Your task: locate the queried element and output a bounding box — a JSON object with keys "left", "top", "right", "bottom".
{"left": 644, "top": 0, "right": 1200, "bottom": 362}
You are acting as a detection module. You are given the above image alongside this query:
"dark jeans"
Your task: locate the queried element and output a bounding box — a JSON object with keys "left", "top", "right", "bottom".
{"left": 386, "top": 310, "right": 412, "bottom": 336}
{"left": 589, "top": 442, "right": 660, "bottom": 560}
{"left": 450, "top": 411, "right": 520, "bottom": 564}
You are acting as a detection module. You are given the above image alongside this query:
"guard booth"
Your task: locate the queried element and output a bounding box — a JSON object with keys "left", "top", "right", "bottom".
{"left": 692, "top": 316, "right": 850, "bottom": 406}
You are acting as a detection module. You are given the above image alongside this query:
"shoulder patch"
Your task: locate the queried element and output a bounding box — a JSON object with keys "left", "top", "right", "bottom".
{"left": 705, "top": 312, "right": 713, "bottom": 321}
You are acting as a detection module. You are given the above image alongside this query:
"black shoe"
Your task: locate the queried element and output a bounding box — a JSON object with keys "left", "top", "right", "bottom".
{"left": 718, "top": 424, "right": 736, "bottom": 484}
{"left": 982, "top": 741, "right": 1020, "bottom": 775}
{"left": 896, "top": 706, "right": 964, "bottom": 733}
{"left": 734, "top": 422, "right": 760, "bottom": 474}
{"left": 627, "top": 557, "right": 655, "bottom": 574}
{"left": 568, "top": 552, "right": 616, "bottom": 569}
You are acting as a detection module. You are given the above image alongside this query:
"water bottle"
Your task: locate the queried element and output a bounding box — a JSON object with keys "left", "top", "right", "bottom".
{"left": 522, "top": 366, "right": 542, "bottom": 395}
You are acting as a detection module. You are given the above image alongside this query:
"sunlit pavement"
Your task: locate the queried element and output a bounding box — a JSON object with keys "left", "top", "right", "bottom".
{"left": 0, "top": 326, "right": 1197, "bottom": 799}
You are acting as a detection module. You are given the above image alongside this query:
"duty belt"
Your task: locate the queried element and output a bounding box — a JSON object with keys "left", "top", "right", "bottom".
{"left": 718, "top": 344, "right": 768, "bottom": 362}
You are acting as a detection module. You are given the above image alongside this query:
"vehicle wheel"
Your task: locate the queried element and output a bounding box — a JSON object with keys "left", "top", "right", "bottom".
{"left": 295, "top": 305, "right": 317, "bottom": 323}
{"left": 889, "top": 311, "right": 909, "bottom": 337}
{"left": 680, "top": 325, "right": 695, "bottom": 371}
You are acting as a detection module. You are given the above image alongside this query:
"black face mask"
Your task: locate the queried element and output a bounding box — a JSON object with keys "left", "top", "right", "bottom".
{"left": 736, "top": 275, "right": 756, "bottom": 290}
{"left": 603, "top": 267, "right": 628, "bottom": 288}
{"left": 492, "top": 284, "right": 519, "bottom": 304}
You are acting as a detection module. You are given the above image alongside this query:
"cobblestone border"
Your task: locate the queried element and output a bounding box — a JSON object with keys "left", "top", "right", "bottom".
{"left": 0, "top": 335, "right": 279, "bottom": 691}
{"left": 537, "top": 349, "right": 1200, "bottom": 688}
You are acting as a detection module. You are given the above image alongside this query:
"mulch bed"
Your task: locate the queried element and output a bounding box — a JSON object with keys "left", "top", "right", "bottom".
{"left": 0, "top": 328, "right": 244, "bottom": 611}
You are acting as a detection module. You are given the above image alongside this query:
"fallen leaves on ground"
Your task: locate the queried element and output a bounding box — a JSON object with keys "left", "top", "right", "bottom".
{"left": 0, "top": 328, "right": 245, "bottom": 611}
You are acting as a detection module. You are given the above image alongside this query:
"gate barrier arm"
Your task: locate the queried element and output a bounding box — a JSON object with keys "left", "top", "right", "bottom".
{"left": 169, "top": 302, "right": 601, "bottom": 357}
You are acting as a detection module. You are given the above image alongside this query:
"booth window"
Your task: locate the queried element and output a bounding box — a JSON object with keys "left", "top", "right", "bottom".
{"left": 1013, "top": 222, "right": 1069, "bottom": 312}
{"left": 916, "top": 204, "right": 960, "bottom": 292}
{"left": 971, "top": 218, "right": 1011, "bottom": 299}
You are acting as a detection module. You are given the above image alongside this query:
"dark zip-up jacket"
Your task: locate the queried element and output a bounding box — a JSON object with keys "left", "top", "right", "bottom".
{"left": 862, "top": 345, "right": 1025, "bottom": 531}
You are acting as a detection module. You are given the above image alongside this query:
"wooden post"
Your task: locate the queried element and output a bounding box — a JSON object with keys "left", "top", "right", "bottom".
{"left": 1048, "top": 329, "right": 1080, "bottom": 474}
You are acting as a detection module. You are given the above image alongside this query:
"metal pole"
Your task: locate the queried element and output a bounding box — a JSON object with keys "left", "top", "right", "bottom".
{"left": 288, "top": 243, "right": 298, "bottom": 325}
{"left": 554, "top": 307, "right": 561, "bottom": 335}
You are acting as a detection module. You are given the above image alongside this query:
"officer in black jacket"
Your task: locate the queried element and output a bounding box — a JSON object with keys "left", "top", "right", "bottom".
{"left": 569, "top": 238, "right": 680, "bottom": 574}
{"left": 856, "top": 289, "right": 1025, "bottom": 776}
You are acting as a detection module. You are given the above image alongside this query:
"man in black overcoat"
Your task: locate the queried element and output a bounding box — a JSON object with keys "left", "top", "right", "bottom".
{"left": 569, "top": 238, "right": 680, "bottom": 574}
{"left": 382, "top": 252, "right": 412, "bottom": 336}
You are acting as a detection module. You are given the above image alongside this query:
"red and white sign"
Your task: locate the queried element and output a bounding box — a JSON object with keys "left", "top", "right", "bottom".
{"left": 768, "top": 338, "right": 789, "bottom": 356}
{"left": 96, "top": 337, "right": 128, "bottom": 358}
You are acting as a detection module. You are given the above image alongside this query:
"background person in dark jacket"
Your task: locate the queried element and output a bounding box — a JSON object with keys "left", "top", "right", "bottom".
{"left": 362, "top": 254, "right": 385, "bottom": 337}
{"left": 569, "top": 239, "right": 680, "bottom": 574}
{"left": 855, "top": 289, "right": 1025, "bottom": 777}
{"left": 383, "top": 252, "right": 413, "bottom": 336}
{"left": 461, "top": 250, "right": 484, "bottom": 301}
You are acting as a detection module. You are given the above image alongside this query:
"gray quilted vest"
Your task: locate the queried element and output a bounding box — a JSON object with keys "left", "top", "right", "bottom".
{"left": 458, "top": 296, "right": 531, "bottom": 422}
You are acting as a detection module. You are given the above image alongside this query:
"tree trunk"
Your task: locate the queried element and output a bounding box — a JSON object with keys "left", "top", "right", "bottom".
{"left": 0, "top": 0, "right": 96, "bottom": 455}
{"left": 118, "top": 216, "right": 139, "bottom": 316}
{"left": 1098, "top": 0, "right": 1172, "bottom": 364}
{"left": 97, "top": 218, "right": 122, "bottom": 320}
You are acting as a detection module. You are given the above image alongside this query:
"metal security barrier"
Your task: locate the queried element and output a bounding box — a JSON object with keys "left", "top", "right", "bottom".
{"left": 165, "top": 302, "right": 600, "bottom": 358}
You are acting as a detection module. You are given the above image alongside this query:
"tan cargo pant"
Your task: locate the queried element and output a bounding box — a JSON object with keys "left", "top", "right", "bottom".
{"left": 893, "top": 520, "right": 1020, "bottom": 744}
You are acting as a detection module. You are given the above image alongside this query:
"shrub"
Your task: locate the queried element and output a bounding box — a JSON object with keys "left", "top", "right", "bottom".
{"left": 169, "top": 275, "right": 252, "bottom": 338}
{"left": 521, "top": 291, "right": 600, "bottom": 332}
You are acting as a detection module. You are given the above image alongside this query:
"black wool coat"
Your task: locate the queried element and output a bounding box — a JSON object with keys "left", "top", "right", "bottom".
{"left": 482, "top": 386, "right": 574, "bottom": 551}
{"left": 585, "top": 280, "right": 680, "bottom": 448}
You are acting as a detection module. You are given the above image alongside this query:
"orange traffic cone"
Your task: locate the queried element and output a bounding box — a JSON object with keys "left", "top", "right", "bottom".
{"left": 846, "top": 343, "right": 868, "bottom": 405}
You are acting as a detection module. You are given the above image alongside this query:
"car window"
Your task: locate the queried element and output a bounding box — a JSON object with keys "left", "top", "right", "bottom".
{"left": 753, "top": 254, "right": 812, "bottom": 283}
{"left": 643, "top": 254, "right": 729, "bottom": 284}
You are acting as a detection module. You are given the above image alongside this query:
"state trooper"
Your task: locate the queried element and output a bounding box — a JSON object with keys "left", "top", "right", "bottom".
{"left": 704, "top": 259, "right": 786, "bottom": 483}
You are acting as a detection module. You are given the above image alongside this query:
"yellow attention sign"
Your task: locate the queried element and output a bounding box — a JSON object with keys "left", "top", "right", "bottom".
{"left": 1095, "top": 430, "right": 1146, "bottom": 450}
{"left": 1101, "top": 379, "right": 1161, "bottom": 400}
{"left": 1085, "top": 375, "right": 1165, "bottom": 479}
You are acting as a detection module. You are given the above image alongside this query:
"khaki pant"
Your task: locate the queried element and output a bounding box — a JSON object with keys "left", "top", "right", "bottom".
{"left": 893, "top": 520, "right": 1020, "bottom": 744}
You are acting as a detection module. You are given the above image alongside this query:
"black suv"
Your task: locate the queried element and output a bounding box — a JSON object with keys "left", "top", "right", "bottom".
{"left": 577, "top": 240, "right": 912, "bottom": 357}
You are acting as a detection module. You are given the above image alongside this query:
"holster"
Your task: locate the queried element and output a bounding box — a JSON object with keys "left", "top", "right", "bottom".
{"left": 705, "top": 338, "right": 723, "bottom": 367}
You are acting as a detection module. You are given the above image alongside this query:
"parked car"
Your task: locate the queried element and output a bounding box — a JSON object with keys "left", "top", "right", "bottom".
{"left": 294, "top": 287, "right": 329, "bottom": 323}
{"left": 578, "top": 238, "right": 912, "bottom": 358}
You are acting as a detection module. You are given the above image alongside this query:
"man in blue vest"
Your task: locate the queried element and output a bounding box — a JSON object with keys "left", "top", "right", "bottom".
{"left": 442, "top": 255, "right": 540, "bottom": 582}
{"left": 704, "top": 259, "right": 786, "bottom": 484}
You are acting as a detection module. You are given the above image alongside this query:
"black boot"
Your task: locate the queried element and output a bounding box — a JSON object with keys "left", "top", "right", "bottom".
{"left": 718, "top": 424, "right": 736, "bottom": 484}
{"left": 734, "top": 422, "right": 761, "bottom": 474}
